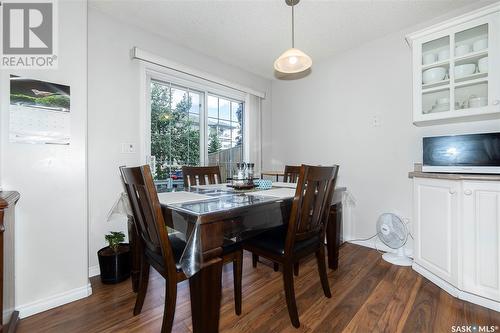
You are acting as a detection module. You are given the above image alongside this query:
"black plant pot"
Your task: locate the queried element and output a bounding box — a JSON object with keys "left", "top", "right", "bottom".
{"left": 97, "top": 243, "right": 131, "bottom": 284}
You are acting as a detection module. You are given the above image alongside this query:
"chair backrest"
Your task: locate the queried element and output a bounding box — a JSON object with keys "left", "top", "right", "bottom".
{"left": 120, "top": 165, "right": 177, "bottom": 274}
{"left": 285, "top": 164, "right": 339, "bottom": 255}
{"left": 283, "top": 165, "right": 301, "bottom": 183}
{"left": 182, "top": 166, "right": 222, "bottom": 187}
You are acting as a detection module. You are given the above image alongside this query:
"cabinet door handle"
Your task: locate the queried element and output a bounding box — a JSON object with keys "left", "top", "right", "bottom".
{"left": 464, "top": 189, "right": 472, "bottom": 195}
{"left": 449, "top": 189, "right": 456, "bottom": 195}
{"left": 493, "top": 100, "right": 500, "bottom": 105}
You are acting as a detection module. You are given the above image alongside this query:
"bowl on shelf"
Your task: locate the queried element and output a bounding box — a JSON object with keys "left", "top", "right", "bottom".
{"left": 431, "top": 103, "right": 450, "bottom": 113}
{"left": 437, "top": 97, "right": 449, "bottom": 105}
{"left": 422, "top": 67, "right": 447, "bottom": 84}
{"left": 469, "top": 96, "right": 488, "bottom": 108}
{"left": 455, "top": 44, "right": 471, "bottom": 57}
{"left": 422, "top": 53, "right": 436, "bottom": 65}
{"left": 454, "top": 63, "right": 476, "bottom": 79}
{"left": 473, "top": 38, "right": 488, "bottom": 52}
{"left": 438, "top": 49, "right": 450, "bottom": 61}
{"left": 478, "top": 56, "right": 488, "bottom": 73}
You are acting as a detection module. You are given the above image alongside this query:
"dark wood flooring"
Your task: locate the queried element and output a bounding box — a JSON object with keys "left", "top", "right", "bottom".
{"left": 18, "top": 244, "right": 500, "bottom": 332}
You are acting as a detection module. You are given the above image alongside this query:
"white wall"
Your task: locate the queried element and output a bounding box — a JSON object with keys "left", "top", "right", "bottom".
{"left": 87, "top": 8, "right": 272, "bottom": 273}
{"left": 270, "top": 5, "right": 500, "bottom": 243}
{"left": 0, "top": 1, "right": 89, "bottom": 317}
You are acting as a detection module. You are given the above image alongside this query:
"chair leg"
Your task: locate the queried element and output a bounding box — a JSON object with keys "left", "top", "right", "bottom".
{"left": 133, "top": 256, "right": 150, "bottom": 316}
{"left": 233, "top": 250, "right": 243, "bottom": 315}
{"left": 273, "top": 262, "right": 279, "bottom": 272}
{"left": 161, "top": 277, "right": 177, "bottom": 333}
{"left": 293, "top": 262, "right": 299, "bottom": 276}
{"left": 282, "top": 263, "right": 300, "bottom": 328}
{"left": 316, "top": 246, "right": 332, "bottom": 298}
{"left": 252, "top": 253, "right": 258, "bottom": 268}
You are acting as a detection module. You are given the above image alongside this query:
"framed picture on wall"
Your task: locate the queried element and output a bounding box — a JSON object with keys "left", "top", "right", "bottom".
{"left": 9, "top": 75, "right": 71, "bottom": 145}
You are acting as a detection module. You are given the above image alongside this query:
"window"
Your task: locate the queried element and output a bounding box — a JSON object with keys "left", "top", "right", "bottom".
{"left": 148, "top": 77, "right": 244, "bottom": 188}
{"left": 207, "top": 95, "right": 244, "bottom": 181}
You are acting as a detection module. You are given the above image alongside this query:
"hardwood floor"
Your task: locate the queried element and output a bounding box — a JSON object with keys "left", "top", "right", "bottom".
{"left": 18, "top": 244, "right": 500, "bottom": 333}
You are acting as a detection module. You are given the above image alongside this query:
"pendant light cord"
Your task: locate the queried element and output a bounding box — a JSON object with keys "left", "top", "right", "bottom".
{"left": 291, "top": 2, "right": 295, "bottom": 48}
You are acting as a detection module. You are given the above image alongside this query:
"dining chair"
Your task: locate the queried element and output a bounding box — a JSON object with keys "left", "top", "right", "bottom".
{"left": 283, "top": 165, "right": 301, "bottom": 183}
{"left": 120, "top": 165, "right": 242, "bottom": 333}
{"left": 252, "top": 164, "right": 302, "bottom": 273}
{"left": 182, "top": 165, "right": 222, "bottom": 187}
{"left": 244, "top": 164, "right": 339, "bottom": 328}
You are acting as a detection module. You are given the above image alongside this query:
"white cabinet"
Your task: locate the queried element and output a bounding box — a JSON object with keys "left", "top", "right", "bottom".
{"left": 412, "top": 177, "right": 500, "bottom": 311}
{"left": 413, "top": 178, "right": 459, "bottom": 284}
{"left": 407, "top": 4, "right": 500, "bottom": 126}
{"left": 461, "top": 181, "right": 500, "bottom": 301}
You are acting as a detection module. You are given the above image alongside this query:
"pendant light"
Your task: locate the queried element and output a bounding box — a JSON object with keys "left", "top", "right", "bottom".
{"left": 274, "top": 0, "right": 312, "bottom": 74}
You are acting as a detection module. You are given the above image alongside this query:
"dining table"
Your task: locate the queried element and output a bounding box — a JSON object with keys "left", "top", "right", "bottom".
{"left": 124, "top": 182, "right": 346, "bottom": 333}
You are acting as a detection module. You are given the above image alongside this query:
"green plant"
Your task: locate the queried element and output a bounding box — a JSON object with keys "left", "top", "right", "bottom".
{"left": 105, "top": 231, "right": 125, "bottom": 252}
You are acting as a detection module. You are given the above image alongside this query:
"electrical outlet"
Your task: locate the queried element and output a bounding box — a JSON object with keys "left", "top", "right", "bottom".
{"left": 121, "top": 143, "right": 136, "bottom": 153}
{"left": 372, "top": 114, "right": 381, "bottom": 127}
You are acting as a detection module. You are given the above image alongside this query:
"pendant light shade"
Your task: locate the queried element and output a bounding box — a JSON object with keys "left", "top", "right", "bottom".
{"left": 274, "top": 47, "right": 312, "bottom": 74}
{"left": 274, "top": 0, "right": 312, "bottom": 74}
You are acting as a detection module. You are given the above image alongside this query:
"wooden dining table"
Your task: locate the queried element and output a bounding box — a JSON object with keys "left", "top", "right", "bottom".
{"left": 127, "top": 183, "right": 345, "bottom": 333}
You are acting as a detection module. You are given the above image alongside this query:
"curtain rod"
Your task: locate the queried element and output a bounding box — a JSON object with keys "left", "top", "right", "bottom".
{"left": 130, "top": 47, "right": 266, "bottom": 99}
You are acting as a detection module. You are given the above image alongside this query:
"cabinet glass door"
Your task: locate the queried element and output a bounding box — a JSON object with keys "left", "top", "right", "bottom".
{"left": 454, "top": 23, "right": 489, "bottom": 111}
{"left": 421, "top": 36, "right": 451, "bottom": 115}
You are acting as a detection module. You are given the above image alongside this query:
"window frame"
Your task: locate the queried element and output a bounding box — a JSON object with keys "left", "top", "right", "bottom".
{"left": 142, "top": 65, "right": 246, "bottom": 173}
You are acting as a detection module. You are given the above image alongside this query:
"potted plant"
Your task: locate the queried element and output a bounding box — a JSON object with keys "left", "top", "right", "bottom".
{"left": 97, "top": 231, "right": 131, "bottom": 284}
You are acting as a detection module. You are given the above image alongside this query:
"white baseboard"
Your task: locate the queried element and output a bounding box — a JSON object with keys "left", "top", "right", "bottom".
{"left": 347, "top": 239, "right": 414, "bottom": 258}
{"left": 412, "top": 263, "right": 458, "bottom": 297}
{"left": 88, "top": 265, "right": 100, "bottom": 278}
{"left": 17, "top": 283, "right": 93, "bottom": 318}
{"left": 413, "top": 263, "right": 500, "bottom": 312}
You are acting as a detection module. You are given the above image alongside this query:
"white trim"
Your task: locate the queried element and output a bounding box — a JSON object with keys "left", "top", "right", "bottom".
{"left": 413, "top": 263, "right": 500, "bottom": 312}
{"left": 406, "top": 2, "right": 500, "bottom": 42}
{"left": 348, "top": 239, "right": 414, "bottom": 258}
{"left": 88, "top": 265, "right": 100, "bottom": 278}
{"left": 17, "top": 283, "right": 92, "bottom": 319}
{"left": 131, "top": 47, "right": 266, "bottom": 99}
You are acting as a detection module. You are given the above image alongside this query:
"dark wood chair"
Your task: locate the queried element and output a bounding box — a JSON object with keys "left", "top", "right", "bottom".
{"left": 182, "top": 166, "right": 222, "bottom": 187}
{"left": 253, "top": 164, "right": 302, "bottom": 273}
{"left": 244, "top": 164, "right": 339, "bottom": 328}
{"left": 120, "top": 165, "right": 242, "bottom": 333}
{"left": 283, "top": 165, "right": 301, "bottom": 183}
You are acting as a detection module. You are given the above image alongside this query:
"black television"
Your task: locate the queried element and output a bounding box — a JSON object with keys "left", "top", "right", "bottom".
{"left": 423, "top": 132, "right": 500, "bottom": 174}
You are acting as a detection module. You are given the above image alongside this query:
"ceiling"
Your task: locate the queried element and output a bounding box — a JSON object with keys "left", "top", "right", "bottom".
{"left": 90, "top": 0, "right": 479, "bottom": 79}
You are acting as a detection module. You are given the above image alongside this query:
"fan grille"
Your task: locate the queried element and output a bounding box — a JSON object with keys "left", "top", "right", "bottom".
{"left": 376, "top": 213, "right": 408, "bottom": 249}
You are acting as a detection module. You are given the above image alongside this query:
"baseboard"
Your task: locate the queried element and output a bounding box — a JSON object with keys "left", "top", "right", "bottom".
{"left": 412, "top": 263, "right": 459, "bottom": 297}
{"left": 88, "top": 265, "right": 100, "bottom": 278}
{"left": 17, "top": 283, "right": 93, "bottom": 318}
{"left": 347, "top": 239, "right": 414, "bottom": 258}
{"left": 458, "top": 290, "right": 500, "bottom": 312}
{"left": 413, "top": 262, "right": 500, "bottom": 312}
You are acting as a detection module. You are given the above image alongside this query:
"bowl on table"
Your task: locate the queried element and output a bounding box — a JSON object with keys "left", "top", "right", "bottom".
{"left": 422, "top": 67, "right": 447, "bottom": 84}
{"left": 478, "top": 57, "right": 488, "bottom": 73}
{"left": 473, "top": 38, "right": 488, "bottom": 52}
{"left": 454, "top": 63, "right": 476, "bottom": 79}
{"left": 455, "top": 44, "right": 471, "bottom": 57}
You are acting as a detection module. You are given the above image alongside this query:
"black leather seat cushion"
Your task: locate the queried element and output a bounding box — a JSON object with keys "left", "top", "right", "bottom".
{"left": 145, "top": 232, "right": 186, "bottom": 272}
{"left": 245, "top": 225, "right": 320, "bottom": 256}
{"left": 222, "top": 238, "right": 242, "bottom": 255}
{"left": 146, "top": 232, "right": 241, "bottom": 272}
